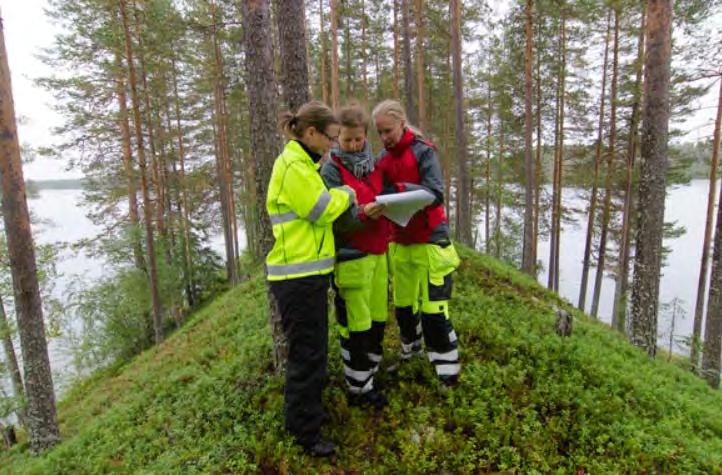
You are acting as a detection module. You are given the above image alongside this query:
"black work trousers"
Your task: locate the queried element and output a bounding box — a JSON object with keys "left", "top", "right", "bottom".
{"left": 270, "top": 273, "right": 330, "bottom": 446}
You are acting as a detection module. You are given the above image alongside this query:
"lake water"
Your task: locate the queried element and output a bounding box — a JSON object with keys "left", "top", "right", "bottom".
{"left": 1, "top": 180, "right": 716, "bottom": 399}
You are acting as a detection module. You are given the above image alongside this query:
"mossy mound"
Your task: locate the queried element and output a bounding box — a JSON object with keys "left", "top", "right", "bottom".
{"left": 3, "top": 247, "right": 721, "bottom": 473}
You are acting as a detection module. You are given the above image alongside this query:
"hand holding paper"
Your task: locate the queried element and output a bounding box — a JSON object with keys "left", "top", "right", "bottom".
{"left": 376, "top": 190, "right": 435, "bottom": 226}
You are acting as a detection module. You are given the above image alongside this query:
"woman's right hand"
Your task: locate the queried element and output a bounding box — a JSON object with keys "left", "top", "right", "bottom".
{"left": 363, "top": 202, "right": 386, "bottom": 220}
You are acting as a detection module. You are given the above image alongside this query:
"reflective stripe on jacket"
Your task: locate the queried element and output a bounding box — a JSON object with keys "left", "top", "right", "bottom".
{"left": 266, "top": 140, "right": 355, "bottom": 281}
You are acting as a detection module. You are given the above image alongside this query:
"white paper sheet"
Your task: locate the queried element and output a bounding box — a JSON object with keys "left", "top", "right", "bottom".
{"left": 376, "top": 190, "right": 435, "bottom": 227}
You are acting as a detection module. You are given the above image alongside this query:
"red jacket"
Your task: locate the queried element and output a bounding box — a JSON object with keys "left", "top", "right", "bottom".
{"left": 330, "top": 155, "right": 392, "bottom": 255}
{"left": 376, "top": 128, "right": 448, "bottom": 245}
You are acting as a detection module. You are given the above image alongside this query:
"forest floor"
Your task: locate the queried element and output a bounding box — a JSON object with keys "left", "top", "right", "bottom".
{"left": 2, "top": 246, "right": 722, "bottom": 473}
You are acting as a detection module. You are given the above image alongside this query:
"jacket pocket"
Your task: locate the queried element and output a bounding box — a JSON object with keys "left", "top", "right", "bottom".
{"left": 427, "top": 242, "right": 460, "bottom": 286}
{"left": 335, "top": 256, "right": 369, "bottom": 289}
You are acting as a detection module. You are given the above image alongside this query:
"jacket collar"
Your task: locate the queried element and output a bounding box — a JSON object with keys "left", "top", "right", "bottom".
{"left": 387, "top": 128, "right": 415, "bottom": 157}
{"left": 286, "top": 140, "right": 323, "bottom": 168}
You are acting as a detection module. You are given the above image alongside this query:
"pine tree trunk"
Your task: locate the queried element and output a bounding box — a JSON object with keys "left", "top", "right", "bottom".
{"left": 495, "top": 117, "right": 504, "bottom": 258}
{"left": 0, "top": 293, "right": 25, "bottom": 426}
{"left": 330, "top": 0, "right": 340, "bottom": 108}
{"left": 630, "top": 0, "right": 673, "bottom": 357}
{"left": 361, "top": 0, "right": 369, "bottom": 103}
{"left": 0, "top": 19, "right": 60, "bottom": 452}
{"left": 242, "top": 0, "right": 286, "bottom": 370}
{"left": 119, "top": 0, "right": 164, "bottom": 345}
{"left": 343, "top": 1, "right": 352, "bottom": 99}
{"left": 548, "top": 22, "right": 562, "bottom": 290}
{"left": 133, "top": 7, "right": 166, "bottom": 247}
{"left": 319, "top": 0, "right": 329, "bottom": 104}
{"left": 401, "top": 0, "right": 417, "bottom": 124}
{"left": 612, "top": 4, "right": 646, "bottom": 333}
{"left": 578, "top": 10, "right": 611, "bottom": 311}
{"left": 393, "top": 0, "right": 401, "bottom": 99}
{"left": 171, "top": 56, "right": 196, "bottom": 307}
{"left": 533, "top": 21, "right": 542, "bottom": 270}
{"left": 521, "top": 0, "right": 535, "bottom": 274}
{"left": 552, "top": 11, "right": 566, "bottom": 293}
{"left": 591, "top": 8, "right": 620, "bottom": 319}
{"left": 210, "top": 1, "right": 239, "bottom": 285}
{"left": 114, "top": 50, "right": 144, "bottom": 271}
{"left": 450, "top": 0, "right": 471, "bottom": 246}
{"left": 485, "top": 85, "right": 492, "bottom": 254}
{"left": 691, "top": 76, "right": 722, "bottom": 369}
{"left": 702, "top": 142, "right": 722, "bottom": 387}
{"left": 414, "top": 0, "right": 426, "bottom": 131}
{"left": 276, "top": 0, "right": 310, "bottom": 112}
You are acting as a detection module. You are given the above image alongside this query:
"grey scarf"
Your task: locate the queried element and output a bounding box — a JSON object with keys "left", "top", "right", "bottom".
{"left": 331, "top": 141, "right": 375, "bottom": 179}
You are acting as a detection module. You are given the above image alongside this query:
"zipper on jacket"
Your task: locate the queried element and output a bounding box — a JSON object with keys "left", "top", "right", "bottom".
{"left": 317, "top": 229, "right": 326, "bottom": 256}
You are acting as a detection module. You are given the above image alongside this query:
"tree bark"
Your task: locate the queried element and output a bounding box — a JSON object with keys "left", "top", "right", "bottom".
{"left": 630, "top": 0, "right": 673, "bottom": 357}
{"left": 133, "top": 6, "right": 166, "bottom": 248}
{"left": 702, "top": 121, "right": 722, "bottom": 386}
{"left": 691, "top": 76, "right": 722, "bottom": 369}
{"left": 548, "top": 11, "right": 565, "bottom": 292}
{"left": 591, "top": 8, "right": 620, "bottom": 319}
{"left": 0, "top": 17, "right": 60, "bottom": 452}
{"left": 343, "top": 1, "right": 352, "bottom": 99}
{"left": 485, "top": 84, "right": 492, "bottom": 254}
{"left": 119, "top": 0, "right": 164, "bottom": 344}
{"left": 113, "top": 50, "right": 144, "bottom": 272}
{"left": 393, "top": 0, "right": 401, "bottom": 99}
{"left": 319, "top": 0, "right": 329, "bottom": 104}
{"left": 242, "top": 0, "right": 287, "bottom": 370}
{"left": 612, "top": 4, "right": 646, "bottom": 333}
{"left": 401, "top": 0, "right": 417, "bottom": 124}
{"left": 552, "top": 11, "right": 565, "bottom": 293}
{"left": 495, "top": 116, "right": 504, "bottom": 258}
{"left": 414, "top": 0, "right": 426, "bottom": 131}
{"left": 578, "top": 10, "right": 611, "bottom": 311}
{"left": 170, "top": 56, "right": 196, "bottom": 307}
{"left": 0, "top": 293, "right": 25, "bottom": 426}
{"left": 450, "top": 0, "right": 471, "bottom": 246}
{"left": 533, "top": 19, "right": 542, "bottom": 271}
{"left": 521, "top": 0, "right": 535, "bottom": 275}
{"left": 330, "top": 0, "right": 340, "bottom": 108}
{"left": 210, "top": 1, "right": 239, "bottom": 285}
{"left": 361, "top": 0, "right": 369, "bottom": 103}
{"left": 276, "top": 0, "right": 310, "bottom": 112}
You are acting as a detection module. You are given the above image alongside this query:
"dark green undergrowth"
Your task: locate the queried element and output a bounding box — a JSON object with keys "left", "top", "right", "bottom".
{"left": 3, "top": 247, "right": 722, "bottom": 473}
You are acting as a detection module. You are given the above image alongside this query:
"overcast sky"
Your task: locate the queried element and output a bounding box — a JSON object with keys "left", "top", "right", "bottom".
{"left": 2, "top": 0, "right": 720, "bottom": 181}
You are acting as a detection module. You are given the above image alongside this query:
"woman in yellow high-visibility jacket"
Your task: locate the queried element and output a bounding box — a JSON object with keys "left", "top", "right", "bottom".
{"left": 266, "top": 101, "right": 355, "bottom": 457}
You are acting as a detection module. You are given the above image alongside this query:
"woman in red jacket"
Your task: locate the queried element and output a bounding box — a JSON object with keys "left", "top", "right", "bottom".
{"left": 373, "top": 99, "right": 461, "bottom": 387}
{"left": 321, "top": 104, "right": 390, "bottom": 407}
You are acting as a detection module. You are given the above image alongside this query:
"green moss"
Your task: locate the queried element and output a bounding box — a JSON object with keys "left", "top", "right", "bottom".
{"left": 3, "top": 246, "right": 721, "bottom": 473}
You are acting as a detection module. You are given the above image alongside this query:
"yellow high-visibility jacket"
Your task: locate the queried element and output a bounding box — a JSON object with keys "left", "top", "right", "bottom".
{"left": 266, "top": 140, "right": 355, "bottom": 281}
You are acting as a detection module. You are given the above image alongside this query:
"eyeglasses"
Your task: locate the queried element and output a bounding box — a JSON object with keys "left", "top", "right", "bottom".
{"left": 319, "top": 129, "right": 339, "bottom": 142}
